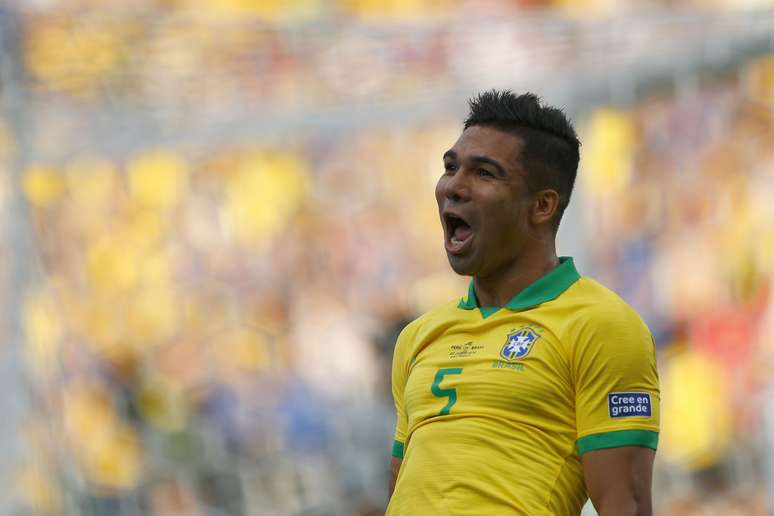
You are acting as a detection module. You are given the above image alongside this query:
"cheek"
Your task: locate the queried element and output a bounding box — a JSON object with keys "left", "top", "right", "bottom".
{"left": 483, "top": 199, "right": 525, "bottom": 239}
{"left": 434, "top": 178, "right": 446, "bottom": 205}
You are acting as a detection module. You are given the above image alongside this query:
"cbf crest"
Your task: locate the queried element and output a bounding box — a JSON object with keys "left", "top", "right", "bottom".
{"left": 501, "top": 326, "right": 541, "bottom": 361}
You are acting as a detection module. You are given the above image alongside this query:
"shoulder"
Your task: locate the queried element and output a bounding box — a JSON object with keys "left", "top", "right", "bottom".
{"left": 561, "top": 276, "right": 653, "bottom": 359}
{"left": 393, "top": 298, "right": 461, "bottom": 356}
{"left": 564, "top": 276, "right": 649, "bottom": 332}
{"left": 397, "top": 298, "right": 461, "bottom": 343}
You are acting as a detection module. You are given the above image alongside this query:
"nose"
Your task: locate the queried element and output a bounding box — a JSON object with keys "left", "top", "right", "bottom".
{"left": 442, "top": 168, "right": 472, "bottom": 203}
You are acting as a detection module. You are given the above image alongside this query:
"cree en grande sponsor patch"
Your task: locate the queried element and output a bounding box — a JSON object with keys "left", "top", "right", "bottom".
{"left": 608, "top": 392, "right": 652, "bottom": 418}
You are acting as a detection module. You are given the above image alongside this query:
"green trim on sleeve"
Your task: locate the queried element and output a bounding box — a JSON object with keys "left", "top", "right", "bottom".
{"left": 576, "top": 429, "right": 659, "bottom": 455}
{"left": 392, "top": 440, "right": 405, "bottom": 459}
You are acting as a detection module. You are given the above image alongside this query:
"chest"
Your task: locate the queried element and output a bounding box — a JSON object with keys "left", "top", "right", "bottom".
{"left": 403, "top": 318, "right": 574, "bottom": 428}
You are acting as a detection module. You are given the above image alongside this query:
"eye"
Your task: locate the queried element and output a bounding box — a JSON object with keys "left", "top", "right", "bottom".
{"left": 477, "top": 168, "right": 494, "bottom": 178}
{"left": 443, "top": 163, "right": 458, "bottom": 174}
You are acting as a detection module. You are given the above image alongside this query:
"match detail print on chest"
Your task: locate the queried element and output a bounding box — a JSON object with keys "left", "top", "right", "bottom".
{"left": 445, "top": 323, "right": 545, "bottom": 360}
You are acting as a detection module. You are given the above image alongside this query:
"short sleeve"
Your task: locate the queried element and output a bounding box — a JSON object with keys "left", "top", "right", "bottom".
{"left": 572, "top": 306, "right": 660, "bottom": 455}
{"left": 391, "top": 321, "right": 417, "bottom": 459}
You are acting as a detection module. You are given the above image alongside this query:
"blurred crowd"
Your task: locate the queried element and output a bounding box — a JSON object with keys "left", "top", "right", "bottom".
{"left": 579, "top": 58, "right": 774, "bottom": 514}
{"left": 1, "top": 1, "right": 774, "bottom": 516}
{"left": 17, "top": 140, "right": 439, "bottom": 515}
{"left": 8, "top": 0, "right": 774, "bottom": 169}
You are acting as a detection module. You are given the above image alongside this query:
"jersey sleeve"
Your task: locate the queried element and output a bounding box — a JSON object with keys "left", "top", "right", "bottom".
{"left": 571, "top": 305, "right": 660, "bottom": 455}
{"left": 391, "top": 320, "right": 418, "bottom": 459}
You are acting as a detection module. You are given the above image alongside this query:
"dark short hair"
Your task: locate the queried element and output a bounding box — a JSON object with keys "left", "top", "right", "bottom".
{"left": 464, "top": 90, "right": 580, "bottom": 231}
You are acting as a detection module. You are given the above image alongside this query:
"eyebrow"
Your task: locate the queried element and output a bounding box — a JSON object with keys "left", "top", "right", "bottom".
{"left": 443, "top": 150, "right": 507, "bottom": 177}
{"left": 470, "top": 155, "right": 507, "bottom": 177}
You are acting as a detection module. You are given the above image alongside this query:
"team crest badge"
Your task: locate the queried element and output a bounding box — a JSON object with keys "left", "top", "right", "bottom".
{"left": 501, "top": 327, "right": 540, "bottom": 361}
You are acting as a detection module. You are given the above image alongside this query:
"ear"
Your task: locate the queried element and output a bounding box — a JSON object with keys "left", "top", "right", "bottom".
{"left": 531, "top": 189, "right": 560, "bottom": 227}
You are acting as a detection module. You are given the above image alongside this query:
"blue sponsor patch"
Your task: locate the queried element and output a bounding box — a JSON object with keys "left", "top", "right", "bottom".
{"left": 608, "top": 392, "right": 652, "bottom": 418}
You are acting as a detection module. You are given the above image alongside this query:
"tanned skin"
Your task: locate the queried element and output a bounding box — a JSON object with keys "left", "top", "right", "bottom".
{"left": 389, "top": 125, "right": 654, "bottom": 515}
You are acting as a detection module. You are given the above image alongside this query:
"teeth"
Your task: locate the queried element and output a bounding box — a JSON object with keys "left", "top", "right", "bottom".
{"left": 451, "top": 237, "right": 462, "bottom": 245}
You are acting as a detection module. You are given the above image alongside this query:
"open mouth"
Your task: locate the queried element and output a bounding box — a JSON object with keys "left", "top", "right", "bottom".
{"left": 443, "top": 213, "right": 474, "bottom": 254}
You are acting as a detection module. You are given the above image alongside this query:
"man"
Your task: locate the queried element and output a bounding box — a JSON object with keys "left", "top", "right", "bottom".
{"left": 387, "top": 91, "right": 659, "bottom": 515}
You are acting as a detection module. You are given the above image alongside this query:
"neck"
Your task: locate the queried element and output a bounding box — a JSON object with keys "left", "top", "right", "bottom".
{"left": 473, "top": 246, "right": 559, "bottom": 308}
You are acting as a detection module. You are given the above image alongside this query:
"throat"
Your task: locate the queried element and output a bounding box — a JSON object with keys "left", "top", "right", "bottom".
{"left": 473, "top": 256, "right": 561, "bottom": 307}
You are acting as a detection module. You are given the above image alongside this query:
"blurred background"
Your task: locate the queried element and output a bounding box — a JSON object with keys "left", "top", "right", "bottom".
{"left": 1, "top": 0, "right": 774, "bottom": 515}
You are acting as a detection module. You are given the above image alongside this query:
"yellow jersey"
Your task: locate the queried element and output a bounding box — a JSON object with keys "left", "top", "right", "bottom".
{"left": 387, "top": 257, "right": 659, "bottom": 515}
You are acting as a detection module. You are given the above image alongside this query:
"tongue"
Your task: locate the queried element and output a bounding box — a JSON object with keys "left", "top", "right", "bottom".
{"left": 453, "top": 224, "right": 472, "bottom": 241}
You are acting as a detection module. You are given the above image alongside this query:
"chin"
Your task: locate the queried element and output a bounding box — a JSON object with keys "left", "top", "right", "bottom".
{"left": 447, "top": 254, "right": 477, "bottom": 277}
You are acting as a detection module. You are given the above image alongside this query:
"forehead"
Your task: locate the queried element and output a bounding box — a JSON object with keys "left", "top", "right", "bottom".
{"left": 448, "top": 125, "right": 524, "bottom": 168}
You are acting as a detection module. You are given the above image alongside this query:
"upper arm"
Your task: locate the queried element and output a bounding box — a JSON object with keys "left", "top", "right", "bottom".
{"left": 389, "top": 457, "right": 402, "bottom": 497}
{"left": 582, "top": 446, "right": 655, "bottom": 516}
{"left": 390, "top": 321, "right": 417, "bottom": 491}
{"left": 391, "top": 324, "right": 413, "bottom": 458}
{"left": 573, "top": 305, "right": 660, "bottom": 454}
{"left": 572, "top": 303, "right": 660, "bottom": 513}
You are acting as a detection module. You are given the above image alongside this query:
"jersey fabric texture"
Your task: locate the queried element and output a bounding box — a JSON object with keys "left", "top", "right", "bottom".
{"left": 387, "top": 257, "right": 659, "bottom": 516}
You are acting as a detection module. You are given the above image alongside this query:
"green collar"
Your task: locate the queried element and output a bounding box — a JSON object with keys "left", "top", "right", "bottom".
{"left": 458, "top": 257, "right": 580, "bottom": 318}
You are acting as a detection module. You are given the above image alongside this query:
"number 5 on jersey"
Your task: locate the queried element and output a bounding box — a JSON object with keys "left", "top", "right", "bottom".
{"left": 431, "top": 368, "right": 463, "bottom": 416}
